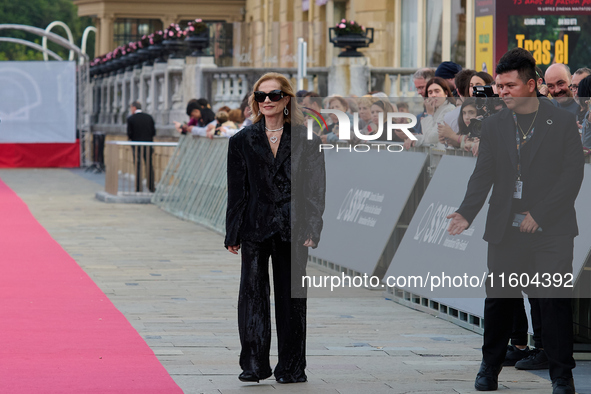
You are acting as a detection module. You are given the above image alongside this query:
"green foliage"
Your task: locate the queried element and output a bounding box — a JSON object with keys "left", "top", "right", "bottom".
{"left": 0, "top": 0, "right": 95, "bottom": 61}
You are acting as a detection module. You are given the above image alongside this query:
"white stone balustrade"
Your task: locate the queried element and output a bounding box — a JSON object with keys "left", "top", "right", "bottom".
{"left": 87, "top": 58, "right": 418, "bottom": 138}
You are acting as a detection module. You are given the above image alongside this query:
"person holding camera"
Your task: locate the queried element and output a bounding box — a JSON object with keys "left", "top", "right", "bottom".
{"left": 447, "top": 48, "right": 583, "bottom": 394}
{"left": 436, "top": 69, "right": 476, "bottom": 146}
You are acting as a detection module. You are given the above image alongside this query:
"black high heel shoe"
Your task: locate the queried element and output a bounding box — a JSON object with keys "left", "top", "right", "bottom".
{"left": 238, "top": 370, "right": 273, "bottom": 383}
{"left": 275, "top": 374, "right": 307, "bottom": 384}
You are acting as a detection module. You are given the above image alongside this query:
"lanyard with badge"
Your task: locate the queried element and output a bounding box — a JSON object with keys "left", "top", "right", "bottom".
{"left": 512, "top": 106, "right": 539, "bottom": 199}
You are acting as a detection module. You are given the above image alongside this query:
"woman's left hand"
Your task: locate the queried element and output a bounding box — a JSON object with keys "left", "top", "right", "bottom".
{"left": 303, "top": 238, "right": 316, "bottom": 248}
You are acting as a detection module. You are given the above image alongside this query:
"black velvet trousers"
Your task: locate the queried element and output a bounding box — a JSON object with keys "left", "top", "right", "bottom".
{"left": 238, "top": 234, "right": 307, "bottom": 381}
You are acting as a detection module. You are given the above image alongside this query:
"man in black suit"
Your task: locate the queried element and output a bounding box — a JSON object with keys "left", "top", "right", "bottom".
{"left": 127, "top": 101, "right": 156, "bottom": 192}
{"left": 447, "top": 48, "right": 583, "bottom": 394}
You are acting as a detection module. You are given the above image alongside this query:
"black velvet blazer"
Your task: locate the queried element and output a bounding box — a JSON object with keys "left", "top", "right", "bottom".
{"left": 224, "top": 120, "right": 326, "bottom": 248}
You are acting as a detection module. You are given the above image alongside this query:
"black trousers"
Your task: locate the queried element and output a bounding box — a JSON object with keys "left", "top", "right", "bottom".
{"left": 132, "top": 145, "right": 154, "bottom": 192}
{"left": 510, "top": 297, "right": 542, "bottom": 348}
{"left": 238, "top": 234, "right": 308, "bottom": 380}
{"left": 484, "top": 227, "right": 575, "bottom": 380}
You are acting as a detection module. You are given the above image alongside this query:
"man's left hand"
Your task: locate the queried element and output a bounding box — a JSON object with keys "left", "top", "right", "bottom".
{"left": 303, "top": 238, "right": 316, "bottom": 248}
{"left": 519, "top": 211, "right": 539, "bottom": 233}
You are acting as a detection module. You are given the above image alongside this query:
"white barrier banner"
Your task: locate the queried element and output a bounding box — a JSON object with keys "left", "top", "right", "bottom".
{"left": 0, "top": 61, "right": 76, "bottom": 143}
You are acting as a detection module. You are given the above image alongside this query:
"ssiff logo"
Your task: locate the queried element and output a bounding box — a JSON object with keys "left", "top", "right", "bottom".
{"left": 303, "top": 107, "right": 417, "bottom": 141}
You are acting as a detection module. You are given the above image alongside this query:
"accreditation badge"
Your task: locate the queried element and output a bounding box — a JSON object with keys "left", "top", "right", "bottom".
{"left": 513, "top": 180, "right": 523, "bottom": 199}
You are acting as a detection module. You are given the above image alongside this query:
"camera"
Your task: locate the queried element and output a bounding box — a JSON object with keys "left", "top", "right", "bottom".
{"left": 469, "top": 85, "right": 505, "bottom": 138}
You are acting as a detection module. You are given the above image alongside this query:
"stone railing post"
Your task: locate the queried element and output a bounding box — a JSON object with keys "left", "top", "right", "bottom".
{"left": 328, "top": 57, "right": 370, "bottom": 97}
{"left": 140, "top": 65, "right": 153, "bottom": 114}
{"left": 163, "top": 58, "right": 184, "bottom": 126}
{"left": 182, "top": 57, "right": 217, "bottom": 112}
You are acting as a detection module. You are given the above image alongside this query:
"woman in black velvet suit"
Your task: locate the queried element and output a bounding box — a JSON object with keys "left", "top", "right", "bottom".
{"left": 224, "top": 73, "right": 325, "bottom": 384}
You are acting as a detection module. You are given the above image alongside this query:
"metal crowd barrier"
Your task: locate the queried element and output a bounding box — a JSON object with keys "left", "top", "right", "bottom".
{"left": 152, "top": 135, "right": 229, "bottom": 233}
{"left": 147, "top": 137, "right": 591, "bottom": 346}
{"left": 104, "top": 141, "right": 179, "bottom": 196}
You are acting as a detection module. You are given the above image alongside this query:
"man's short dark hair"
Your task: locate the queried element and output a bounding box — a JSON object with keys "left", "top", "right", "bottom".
{"left": 304, "top": 91, "right": 323, "bottom": 108}
{"left": 454, "top": 69, "right": 476, "bottom": 97}
{"left": 495, "top": 47, "right": 536, "bottom": 84}
{"left": 131, "top": 101, "right": 141, "bottom": 110}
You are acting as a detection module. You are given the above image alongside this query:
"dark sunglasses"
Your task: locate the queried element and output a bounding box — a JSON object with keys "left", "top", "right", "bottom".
{"left": 253, "top": 90, "right": 285, "bottom": 102}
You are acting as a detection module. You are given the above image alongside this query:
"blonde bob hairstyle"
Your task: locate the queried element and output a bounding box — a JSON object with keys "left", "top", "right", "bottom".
{"left": 249, "top": 72, "right": 304, "bottom": 126}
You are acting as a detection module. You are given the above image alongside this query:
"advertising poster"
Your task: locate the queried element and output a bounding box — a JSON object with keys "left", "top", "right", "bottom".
{"left": 508, "top": 14, "right": 591, "bottom": 72}
{"left": 495, "top": 0, "right": 591, "bottom": 73}
{"left": 475, "top": 15, "right": 494, "bottom": 73}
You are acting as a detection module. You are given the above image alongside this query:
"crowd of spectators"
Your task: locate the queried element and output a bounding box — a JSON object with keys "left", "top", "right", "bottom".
{"left": 173, "top": 60, "right": 591, "bottom": 156}
{"left": 295, "top": 59, "right": 591, "bottom": 158}
{"left": 173, "top": 95, "right": 253, "bottom": 139}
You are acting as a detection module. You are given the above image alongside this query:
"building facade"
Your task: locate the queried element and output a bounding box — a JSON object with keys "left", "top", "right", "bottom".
{"left": 73, "top": 0, "right": 246, "bottom": 57}
{"left": 74, "top": 0, "right": 476, "bottom": 70}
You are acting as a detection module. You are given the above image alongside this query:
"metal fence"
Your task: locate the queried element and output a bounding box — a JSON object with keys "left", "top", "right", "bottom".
{"left": 105, "top": 141, "right": 179, "bottom": 196}
{"left": 152, "top": 135, "right": 229, "bottom": 233}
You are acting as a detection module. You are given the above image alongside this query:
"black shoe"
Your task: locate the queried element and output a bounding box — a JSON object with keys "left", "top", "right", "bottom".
{"left": 239, "top": 370, "right": 272, "bottom": 383}
{"left": 276, "top": 375, "right": 307, "bottom": 384}
{"left": 552, "top": 377, "right": 575, "bottom": 394}
{"left": 474, "top": 361, "right": 502, "bottom": 391}
{"left": 514, "top": 348, "right": 549, "bottom": 370}
{"left": 503, "top": 345, "right": 530, "bottom": 366}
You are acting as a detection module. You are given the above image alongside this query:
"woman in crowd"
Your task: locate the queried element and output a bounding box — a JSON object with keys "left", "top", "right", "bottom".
{"left": 173, "top": 99, "right": 201, "bottom": 133}
{"left": 225, "top": 72, "right": 325, "bottom": 385}
{"left": 456, "top": 98, "right": 481, "bottom": 155}
{"left": 404, "top": 77, "right": 456, "bottom": 149}
{"left": 357, "top": 97, "right": 374, "bottom": 134}
{"left": 322, "top": 96, "right": 350, "bottom": 143}
{"left": 437, "top": 97, "right": 478, "bottom": 150}
{"left": 174, "top": 99, "right": 216, "bottom": 136}
{"left": 368, "top": 99, "right": 408, "bottom": 142}
{"left": 228, "top": 108, "right": 244, "bottom": 125}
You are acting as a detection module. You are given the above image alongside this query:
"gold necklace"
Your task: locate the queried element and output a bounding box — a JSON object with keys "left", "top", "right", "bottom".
{"left": 517, "top": 103, "right": 539, "bottom": 140}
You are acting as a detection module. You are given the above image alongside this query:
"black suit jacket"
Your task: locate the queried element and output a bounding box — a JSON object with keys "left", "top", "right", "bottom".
{"left": 456, "top": 98, "right": 584, "bottom": 244}
{"left": 127, "top": 112, "right": 156, "bottom": 141}
{"left": 224, "top": 120, "right": 326, "bottom": 248}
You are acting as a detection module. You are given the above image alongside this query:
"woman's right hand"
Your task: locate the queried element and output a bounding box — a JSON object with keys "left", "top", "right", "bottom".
{"left": 227, "top": 245, "right": 240, "bottom": 254}
{"left": 425, "top": 99, "right": 435, "bottom": 115}
{"left": 404, "top": 138, "right": 416, "bottom": 150}
{"left": 173, "top": 121, "right": 183, "bottom": 133}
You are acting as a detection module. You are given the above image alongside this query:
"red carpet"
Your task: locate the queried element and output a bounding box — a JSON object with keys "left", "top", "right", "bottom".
{"left": 0, "top": 180, "right": 182, "bottom": 393}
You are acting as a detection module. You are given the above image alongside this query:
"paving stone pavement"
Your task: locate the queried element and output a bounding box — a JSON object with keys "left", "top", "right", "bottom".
{"left": 0, "top": 168, "right": 586, "bottom": 394}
